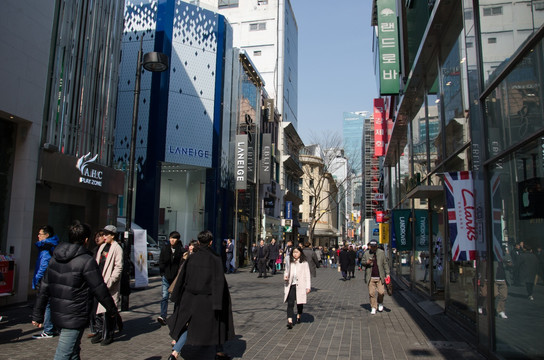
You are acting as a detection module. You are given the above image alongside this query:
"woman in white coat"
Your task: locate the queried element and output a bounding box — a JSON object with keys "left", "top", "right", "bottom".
{"left": 283, "top": 246, "right": 311, "bottom": 329}
{"left": 92, "top": 225, "right": 123, "bottom": 345}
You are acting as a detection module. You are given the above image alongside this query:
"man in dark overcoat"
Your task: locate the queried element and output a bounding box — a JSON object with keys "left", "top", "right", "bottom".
{"left": 167, "top": 230, "right": 235, "bottom": 357}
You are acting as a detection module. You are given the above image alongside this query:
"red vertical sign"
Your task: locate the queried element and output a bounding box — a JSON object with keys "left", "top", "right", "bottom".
{"left": 373, "top": 98, "right": 385, "bottom": 157}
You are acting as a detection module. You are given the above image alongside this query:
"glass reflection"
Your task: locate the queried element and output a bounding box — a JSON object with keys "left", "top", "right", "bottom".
{"left": 485, "top": 43, "right": 543, "bottom": 155}
{"left": 488, "top": 138, "right": 544, "bottom": 358}
{"left": 480, "top": 0, "right": 544, "bottom": 86}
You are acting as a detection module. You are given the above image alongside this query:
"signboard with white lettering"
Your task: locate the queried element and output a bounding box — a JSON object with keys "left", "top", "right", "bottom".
{"left": 377, "top": 0, "right": 400, "bottom": 95}
{"left": 374, "top": 98, "right": 386, "bottom": 157}
{"left": 260, "top": 133, "right": 272, "bottom": 184}
{"left": 235, "top": 134, "right": 248, "bottom": 190}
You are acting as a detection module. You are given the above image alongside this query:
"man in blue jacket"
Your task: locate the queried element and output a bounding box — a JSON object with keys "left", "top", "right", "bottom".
{"left": 32, "top": 225, "right": 59, "bottom": 339}
{"left": 32, "top": 221, "right": 119, "bottom": 358}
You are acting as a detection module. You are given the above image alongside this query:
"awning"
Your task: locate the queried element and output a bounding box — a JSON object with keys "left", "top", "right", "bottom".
{"left": 406, "top": 185, "right": 443, "bottom": 199}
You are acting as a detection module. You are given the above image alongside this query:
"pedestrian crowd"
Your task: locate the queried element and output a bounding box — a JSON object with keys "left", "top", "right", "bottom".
{"left": 30, "top": 224, "right": 391, "bottom": 359}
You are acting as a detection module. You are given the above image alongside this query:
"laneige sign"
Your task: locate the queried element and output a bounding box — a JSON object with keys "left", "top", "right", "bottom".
{"left": 235, "top": 134, "right": 248, "bottom": 190}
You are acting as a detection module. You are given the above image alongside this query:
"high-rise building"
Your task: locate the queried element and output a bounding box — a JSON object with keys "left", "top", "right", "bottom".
{"left": 342, "top": 111, "right": 368, "bottom": 175}
{"left": 206, "top": 0, "right": 299, "bottom": 129}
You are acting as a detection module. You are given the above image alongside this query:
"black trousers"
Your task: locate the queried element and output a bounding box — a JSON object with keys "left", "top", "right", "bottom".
{"left": 95, "top": 313, "right": 116, "bottom": 340}
{"left": 258, "top": 258, "right": 268, "bottom": 276}
{"left": 286, "top": 284, "right": 303, "bottom": 320}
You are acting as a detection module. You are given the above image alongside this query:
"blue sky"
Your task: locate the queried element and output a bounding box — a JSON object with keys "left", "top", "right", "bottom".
{"left": 290, "top": 0, "right": 378, "bottom": 143}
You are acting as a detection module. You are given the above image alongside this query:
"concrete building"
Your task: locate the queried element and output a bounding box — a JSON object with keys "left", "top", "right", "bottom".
{"left": 1, "top": 0, "right": 125, "bottom": 304}
{"left": 299, "top": 145, "right": 340, "bottom": 247}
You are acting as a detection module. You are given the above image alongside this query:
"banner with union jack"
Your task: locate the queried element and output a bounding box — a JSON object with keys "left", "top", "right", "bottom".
{"left": 490, "top": 174, "right": 504, "bottom": 261}
{"left": 444, "top": 171, "right": 476, "bottom": 261}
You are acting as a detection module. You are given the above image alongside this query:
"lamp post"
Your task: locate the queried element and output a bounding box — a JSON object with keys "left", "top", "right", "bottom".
{"left": 122, "top": 35, "right": 168, "bottom": 310}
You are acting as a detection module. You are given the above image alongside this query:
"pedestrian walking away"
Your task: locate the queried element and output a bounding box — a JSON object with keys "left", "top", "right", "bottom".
{"left": 283, "top": 246, "right": 311, "bottom": 329}
{"left": 31, "top": 225, "right": 59, "bottom": 339}
{"left": 158, "top": 231, "right": 185, "bottom": 326}
{"left": 32, "top": 221, "right": 119, "bottom": 359}
{"left": 362, "top": 240, "right": 390, "bottom": 314}
{"left": 166, "top": 230, "right": 235, "bottom": 360}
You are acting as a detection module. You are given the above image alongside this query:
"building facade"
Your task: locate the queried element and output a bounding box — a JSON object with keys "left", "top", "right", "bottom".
{"left": 1, "top": 0, "right": 125, "bottom": 304}
{"left": 373, "top": 0, "right": 544, "bottom": 358}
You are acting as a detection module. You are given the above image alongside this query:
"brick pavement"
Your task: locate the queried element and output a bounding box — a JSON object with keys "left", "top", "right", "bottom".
{"left": 0, "top": 266, "right": 486, "bottom": 359}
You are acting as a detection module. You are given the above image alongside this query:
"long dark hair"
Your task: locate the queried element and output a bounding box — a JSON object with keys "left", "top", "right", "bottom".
{"left": 289, "top": 246, "right": 307, "bottom": 263}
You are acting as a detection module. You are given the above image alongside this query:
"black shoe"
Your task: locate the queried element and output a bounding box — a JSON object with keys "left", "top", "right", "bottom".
{"left": 263, "top": 276, "right": 267, "bottom": 278}
{"left": 296, "top": 317, "right": 301, "bottom": 324}
{"left": 100, "top": 337, "right": 114, "bottom": 346}
{"left": 91, "top": 334, "right": 103, "bottom": 344}
{"left": 287, "top": 322, "right": 293, "bottom": 329}
{"left": 157, "top": 316, "right": 167, "bottom": 326}
{"left": 257, "top": 275, "right": 262, "bottom": 278}
{"left": 168, "top": 355, "right": 177, "bottom": 360}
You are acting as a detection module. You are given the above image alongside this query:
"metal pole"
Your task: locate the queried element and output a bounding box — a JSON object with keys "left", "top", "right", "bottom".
{"left": 126, "top": 36, "right": 144, "bottom": 238}
{"left": 122, "top": 36, "right": 143, "bottom": 311}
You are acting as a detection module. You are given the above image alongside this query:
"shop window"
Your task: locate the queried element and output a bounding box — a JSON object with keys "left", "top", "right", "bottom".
{"left": 488, "top": 138, "right": 544, "bottom": 358}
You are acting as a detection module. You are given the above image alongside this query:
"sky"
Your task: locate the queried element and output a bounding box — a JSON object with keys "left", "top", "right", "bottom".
{"left": 290, "top": 0, "right": 378, "bottom": 144}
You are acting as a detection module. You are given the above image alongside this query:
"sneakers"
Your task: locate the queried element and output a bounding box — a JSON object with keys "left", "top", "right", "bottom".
{"left": 370, "top": 308, "right": 377, "bottom": 315}
{"left": 529, "top": 295, "right": 534, "bottom": 301}
{"left": 157, "top": 316, "right": 167, "bottom": 326}
{"left": 32, "top": 331, "right": 54, "bottom": 339}
{"left": 378, "top": 304, "right": 384, "bottom": 312}
{"left": 498, "top": 311, "right": 508, "bottom": 319}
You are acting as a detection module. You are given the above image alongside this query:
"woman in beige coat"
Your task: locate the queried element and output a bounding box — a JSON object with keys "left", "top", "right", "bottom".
{"left": 92, "top": 225, "right": 123, "bottom": 345}
{"left": 283, "top": 246, "right": 311, "bottom": 329}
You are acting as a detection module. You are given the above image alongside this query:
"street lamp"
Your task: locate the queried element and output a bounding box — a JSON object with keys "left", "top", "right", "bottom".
{"left": 122, "top": 35, "right": 168, "bottom": 310}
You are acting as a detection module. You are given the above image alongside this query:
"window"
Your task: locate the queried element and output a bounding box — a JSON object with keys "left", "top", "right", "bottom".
{"left": 483, "top": 6, "right": 502, "bottom": 16}
{"left": 466, "top": 42, "right": 473, "bottom": 48}
{"left": 249, "top": 22, "right": 266, "bottom": 31}
{"left": 488, "top": 37, "right": 497, "bottom": 44}
{"left": 258, "top": 0, "right": 268, "bottom": 4}
{"left": 253, "top": 50, "right": 262, "bottom": 56}
{"left": 219, "top": 0, "right": 238, "bottom": 8}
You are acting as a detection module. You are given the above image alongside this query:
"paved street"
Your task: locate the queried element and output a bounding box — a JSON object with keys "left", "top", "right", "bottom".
{"left": 0, "top": 266, "right": 485, "bottom": 360}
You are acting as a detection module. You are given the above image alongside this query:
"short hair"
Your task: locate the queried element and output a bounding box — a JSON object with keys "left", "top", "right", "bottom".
{"left": 169, "top": 231, "right": 181, "bottom": 240}
{"left": 304, "top": 241, "right": 311, "bottom": 247}
{"left": 40, "top": 225, "right": 55, "bottom": 237}
{"left": 197, "top": 230, "right": 213, "bottom": 244}
{"left": 69, "top": 221, "right": 91, "bottom": 245}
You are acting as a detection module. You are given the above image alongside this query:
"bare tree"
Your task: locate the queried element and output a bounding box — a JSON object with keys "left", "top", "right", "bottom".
{"left": 300, "top": 132, "right": 359, "bottom": 245}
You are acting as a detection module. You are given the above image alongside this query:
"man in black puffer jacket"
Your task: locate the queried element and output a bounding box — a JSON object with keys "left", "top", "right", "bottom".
{"left": 32, "top": 221, "right": 119, "bottom": 358}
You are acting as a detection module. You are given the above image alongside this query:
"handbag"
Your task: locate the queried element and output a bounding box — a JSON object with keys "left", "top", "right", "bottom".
{"left": 385, "top": 276, "right": 393, "bottom": 296}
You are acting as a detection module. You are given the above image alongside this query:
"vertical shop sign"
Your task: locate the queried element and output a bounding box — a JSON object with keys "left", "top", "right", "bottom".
{"left": 379, "top": 223, "right": 390, "bottom": 244}
{"left": 444, "top": 171, "right": 476, "bottom": 261}
{"left": 414, "top": 209, "right": 429, "bottom": 251}
{"left": 377, "top": 0, "right": 400, "bottom": 95}
{"left": 374, "top": 98, "right": 386, "bottom": 156}
{"left": 235, "top": 135, "right": 248, "bottom": 190}
{"left": 392, "top": 209, "right": 412, "bottom": 251}
{"left": 285, "top": 201, "right": 292, "bottom": 219}
{"left": 260, "top": 133, "right": 272, "bottom": 184}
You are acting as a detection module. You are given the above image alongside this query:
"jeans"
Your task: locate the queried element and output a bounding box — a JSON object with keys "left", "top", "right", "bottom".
{"left": 172, "top": 330, "right": 188, "bottom": 353}
{"left": 161, "top": 276, "right": 171, "bottom": 318}
{"left": 54, "top": 328, "right": 84, "bottom": 360}
{"left": 44, "top": 301, "right": 54, "bottom": 334}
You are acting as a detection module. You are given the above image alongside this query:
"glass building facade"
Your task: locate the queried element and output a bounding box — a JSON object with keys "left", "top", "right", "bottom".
{"left": 377, "top": 0, "right": 544, "bottom": 358}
